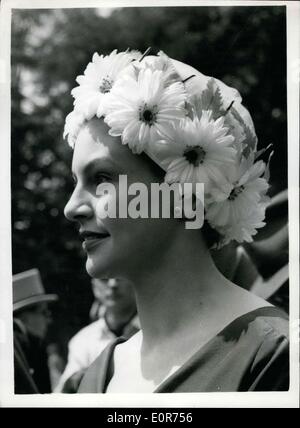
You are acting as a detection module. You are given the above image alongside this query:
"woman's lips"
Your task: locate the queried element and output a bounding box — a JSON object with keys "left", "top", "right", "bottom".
{"left": 80, "top": 231, "right": 110, "bottom": 252}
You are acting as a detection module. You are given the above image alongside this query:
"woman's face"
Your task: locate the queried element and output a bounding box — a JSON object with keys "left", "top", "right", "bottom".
{"left": 64, "top": 118, "right": 178, "bottom": 279}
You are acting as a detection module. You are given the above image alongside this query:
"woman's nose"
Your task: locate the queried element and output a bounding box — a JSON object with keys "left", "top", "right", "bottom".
{"left": 64, "top": 187, "right": 93, "bottom": 222}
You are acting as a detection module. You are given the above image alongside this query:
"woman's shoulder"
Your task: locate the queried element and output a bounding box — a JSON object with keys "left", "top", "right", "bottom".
{"left": 220, "top": 305, "right": 289, "bottom": 355}
{"left": 77, "top": 307, "right": 289, "bottom": 393}
{"left": 234, "top": 305, "right": 288, "bottom": 338}
{"left": 234, "top": 306, "right": 289, "bottom": 391}
{"left": 158, "top": 306, "right": 290, "bottom": 392}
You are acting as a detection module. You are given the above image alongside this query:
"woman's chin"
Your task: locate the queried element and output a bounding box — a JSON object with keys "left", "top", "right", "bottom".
{"left": 85, "top": 256, "right": 106, "bottom": 278}
{"left": 84, "top": 239, "right": 113, "bottom": 277}
{"left": 85, "top": 250, "right": 119, "bottom": 279}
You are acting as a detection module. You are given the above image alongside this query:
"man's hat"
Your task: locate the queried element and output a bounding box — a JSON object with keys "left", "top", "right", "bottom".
{"left": 13, "top": 269, "right": 58, "bottom": 312}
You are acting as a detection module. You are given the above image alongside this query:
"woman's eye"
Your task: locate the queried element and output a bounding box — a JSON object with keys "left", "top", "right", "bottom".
{"left": 93, "top": 173, "right": 110, "bottom": 185}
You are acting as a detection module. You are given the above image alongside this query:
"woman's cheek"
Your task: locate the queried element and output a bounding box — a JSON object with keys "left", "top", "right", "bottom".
{"left": 95, "top": 184, "right": 118, "bottom": 221}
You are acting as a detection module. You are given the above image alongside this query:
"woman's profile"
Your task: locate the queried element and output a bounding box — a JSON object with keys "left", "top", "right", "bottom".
{"left": 63, "top": 49, "right": 289, "bottom": 393}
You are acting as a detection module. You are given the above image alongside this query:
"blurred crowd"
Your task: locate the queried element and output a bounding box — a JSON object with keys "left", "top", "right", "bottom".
{"left": 13, "top": 273, "right": 139, "bottom": 393}
{"left": 13, "top": 189, "right": 288, "bottom": 394}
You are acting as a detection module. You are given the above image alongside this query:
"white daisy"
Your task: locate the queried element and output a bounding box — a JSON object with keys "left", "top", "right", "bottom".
{"left": 187, "top": 80, "right": 257, "bottom": 154}
{"left": 104, "top": 66, "right": 187, "bottom": 154}
{"left": 150, "top": 110, "right": 236, "bottom": 196}
{"left": 71, "top": 49, "right": 141, "bottom": 120}
{"left": 206, "top": 153, "right": 269, "bottom": 244}
{"left": 135, "top": 50, "right": 181, "bottom": 84}
{"left": 217, "top": 205, "right": 266, "bottom": 245}
{"left": 63, "top": 110, "right": 85, "bottom": 148}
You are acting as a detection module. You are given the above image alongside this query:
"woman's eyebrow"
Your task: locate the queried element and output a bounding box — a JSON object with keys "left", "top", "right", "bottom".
{"left": 82, "top": 158, "right": 121, "bottom": 176}
{"left": 71, "top": 157, "right": 122, "bottom": 182}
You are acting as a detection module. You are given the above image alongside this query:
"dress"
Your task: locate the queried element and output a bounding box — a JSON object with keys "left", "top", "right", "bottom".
{"left": 55, "top": 314, "right": 140, "bottom": 392}
{"left": 78, "top": 306, "right": 289, "bottom": 392}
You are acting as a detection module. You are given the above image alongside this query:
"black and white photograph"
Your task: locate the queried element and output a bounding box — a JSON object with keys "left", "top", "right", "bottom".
{"left": 0, "top": 0, "right": 299, "bottom": 408}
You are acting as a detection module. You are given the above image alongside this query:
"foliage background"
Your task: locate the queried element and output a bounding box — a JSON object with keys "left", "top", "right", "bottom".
{"left": 11, "top": 6, "right": 287, "bottom": 357}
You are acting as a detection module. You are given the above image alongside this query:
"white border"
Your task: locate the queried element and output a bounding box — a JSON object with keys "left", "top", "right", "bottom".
{"left": 0, "top": 0, "right": 290, "bottom": 8}
{"left": 0, "top": 0, "right": 299, "bottom": 408}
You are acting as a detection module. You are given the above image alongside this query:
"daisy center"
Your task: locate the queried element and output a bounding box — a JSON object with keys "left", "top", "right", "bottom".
{"left": 99, "top": 76, "right": 113, "bottom": 94}
{"left": 228, "top": 185, "right": 245, "bottom": 201}
{"left": 184, "top": 146, "right": 206, "bottom": 166}
{"left": 139, "top": 104, "right": 158, "bottom": 126}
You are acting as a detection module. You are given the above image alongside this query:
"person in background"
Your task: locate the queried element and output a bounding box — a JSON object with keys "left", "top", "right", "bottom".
{"left": 13, "top": 268, "right": 58, "bottom": 393}
{"left": 245, "top": 189, "right": 289, "bottom": 312}
{"left": 47, "top": 342, "right": 66, "bottom": 392}
{"left": 13, "top": 321, "right": 39, "bottom": 394}
{"left": 89, "top": 277, "right": 107, "bottom": 322}
{"left": 55, "top": 277, "right": 139, "bottom": 393}
{"left": 211, "top": 189, "right": 288, "bottom": 304}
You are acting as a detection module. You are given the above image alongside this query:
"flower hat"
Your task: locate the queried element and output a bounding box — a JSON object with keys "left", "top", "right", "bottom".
{"left": 64, "top": 49, "right": 272, "bottom": 247}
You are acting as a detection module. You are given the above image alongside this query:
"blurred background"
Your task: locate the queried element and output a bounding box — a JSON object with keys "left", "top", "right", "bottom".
{"left": 11, "top": 6, "right": 287, "bottom": 363}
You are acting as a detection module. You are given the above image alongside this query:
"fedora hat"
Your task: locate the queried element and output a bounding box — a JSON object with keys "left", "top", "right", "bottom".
{"left": 13, "top": 268, "right": 58, "bottom": 312}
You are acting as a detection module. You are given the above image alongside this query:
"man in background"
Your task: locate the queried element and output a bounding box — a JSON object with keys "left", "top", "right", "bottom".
{"left": 244, "top": 189, "right": 289, "bottom": 312}
{"left": 13, "top": 268, "right": 58, "bottom": 393}
{"left": 212, "top": 189, "right": 288, "bottom": 313}
{"left": 55, "top": 277, "right": 139, "bottom": 393}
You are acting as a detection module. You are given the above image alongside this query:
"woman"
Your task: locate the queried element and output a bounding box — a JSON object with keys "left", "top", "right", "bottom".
{"left": 63, "top": 49, "right": 289, "bottom": 392}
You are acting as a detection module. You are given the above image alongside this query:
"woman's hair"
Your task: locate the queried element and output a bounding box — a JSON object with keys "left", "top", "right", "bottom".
{"left": 139, "top": 152, "right": 166, "bottom": 182}
{"left": 201, "top": 220, "right": 222, "bottom": 249}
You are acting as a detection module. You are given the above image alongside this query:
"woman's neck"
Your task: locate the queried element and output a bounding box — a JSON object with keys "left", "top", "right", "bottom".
{"left": 113, "top": 229, "right": 270, "bottom": 387}
{"left": 130, "top": 228, "right": 233, "bottom": 347}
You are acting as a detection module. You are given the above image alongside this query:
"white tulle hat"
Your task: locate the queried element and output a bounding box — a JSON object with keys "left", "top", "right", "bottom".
{"left": 64, "top": 49, "right": 271, "bottom": 246}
